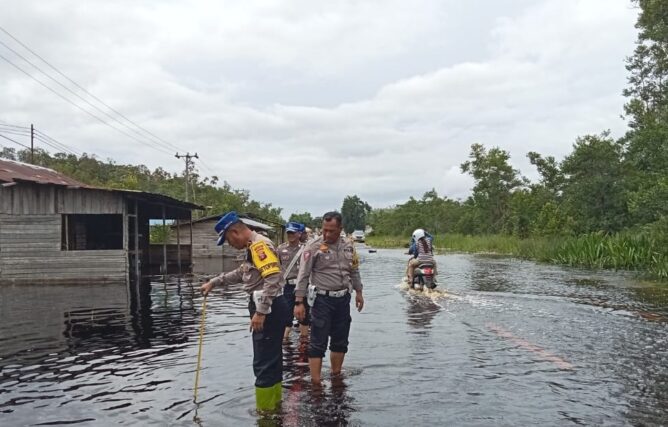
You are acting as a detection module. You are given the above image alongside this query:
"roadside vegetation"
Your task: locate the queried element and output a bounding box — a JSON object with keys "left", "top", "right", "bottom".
{"left": 363, "top": 2, "right": 667, "bottom": 281}
{"left": 2, "top": 1, "right": 665, "bottom": 280}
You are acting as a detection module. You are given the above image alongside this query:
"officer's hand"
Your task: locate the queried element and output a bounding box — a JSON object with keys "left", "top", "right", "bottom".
{"left": 251, "top": 313, "right": 265, "bottom": 332}
{"left": 200, "top": 281, "right": 214, "bottom": 296}
{"left": 294, "top": 303, "right": 306, "bottom": 321}
{"left": 355, "top": 291, "right": 364, "bottom": 312}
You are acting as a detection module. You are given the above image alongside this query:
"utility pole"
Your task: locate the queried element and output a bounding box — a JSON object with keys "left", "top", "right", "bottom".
{"left": 175, "top": 152, "right": 198, "bottom": 202}
{"left": 30, "top": 124, "right": 34, "bottom": 163}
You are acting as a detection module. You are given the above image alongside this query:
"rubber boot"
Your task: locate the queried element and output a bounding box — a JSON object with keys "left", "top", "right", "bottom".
{"left": 255, "top": 382, "right": 282, "bottom": 411}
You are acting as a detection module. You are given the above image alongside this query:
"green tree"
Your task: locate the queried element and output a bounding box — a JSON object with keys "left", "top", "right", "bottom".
{"left": 561, "top": 133, "right": 627, "bottom": 233}
{"left": 0, "top": 148, "right": 284, "bottom": 224}
{"left": 150, "top": 224, "right": 172, "bottom": 243}
{"left": 288, "top": 212, "right": 315, "bottom": 228}
{"left": 460, "top": 143, "right": 524, "bottom": 233}
{"left": 621, "top": 0, "right": 668, "bottom": 227}
{"left": 527, "top": 151, "right": 564, "bottom": 196}
{"left": 341, "top": 195, "right": 371, "bottom": 234}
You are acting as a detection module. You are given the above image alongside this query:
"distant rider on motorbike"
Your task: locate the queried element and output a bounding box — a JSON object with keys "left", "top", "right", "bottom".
{"left": 406, "top": 228, "right": 437, "bottom": 284}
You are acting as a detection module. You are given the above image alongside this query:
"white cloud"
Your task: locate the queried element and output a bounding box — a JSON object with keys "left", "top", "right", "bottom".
{"left": 0, "top": 0, "right": 639, "bottom": 216}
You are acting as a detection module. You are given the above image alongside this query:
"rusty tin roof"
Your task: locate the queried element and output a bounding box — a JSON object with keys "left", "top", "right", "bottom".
{"left": 0, "top": 158, "right": 89, "bottom": 187}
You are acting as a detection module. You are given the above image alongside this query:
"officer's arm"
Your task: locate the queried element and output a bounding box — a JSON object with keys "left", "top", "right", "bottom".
{"left": 210, "top": 266, "right": 243, "bottom": 288}
{"left": 258, "top": 270, "right": 281, "bottom": 315}
{"left": 351, "top": 248, "right": 363, "bottom": 292}
{"left": 295, "top": 246, "right": 314, "bottom": 299}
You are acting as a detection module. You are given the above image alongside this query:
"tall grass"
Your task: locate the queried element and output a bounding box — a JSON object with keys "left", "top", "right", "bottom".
{"left": 551, "top": 232, "right": 667, "bottom": 279}
{"left": 365, "top": 232, "right": 667, "bottom": 280}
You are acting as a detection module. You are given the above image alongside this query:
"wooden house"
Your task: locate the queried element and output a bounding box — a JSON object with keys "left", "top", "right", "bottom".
{"left": 0, "top": 159, "right": 201, "bottom": 284}
{"left": 168, "top": 214, "right": 284, "bottom": 274}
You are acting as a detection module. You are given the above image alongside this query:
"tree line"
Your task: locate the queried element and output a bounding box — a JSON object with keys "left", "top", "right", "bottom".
{"left": 364, "top": 1, "right": 666, "bottom": 247}
{"left": 0, "top": 147, "right": 284, "bottom": 224}
{"left": 335, "top": 1, "right": 666, "bottom": 279}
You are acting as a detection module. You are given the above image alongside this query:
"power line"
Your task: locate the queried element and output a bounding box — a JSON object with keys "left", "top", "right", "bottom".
{"left": 0, "top": 122, "right": 30, "bottom": 130}
{"left": 0, "top": 28, "right": 224, "bottom": 184}
{"left": 0, "top": 128, "right": 77, "bottom": 157}
{"left": 0, "top": 127, "right": 30, "bottom": 137}
{"left": 0, "top": 132, "right": 30, "bottom": 149}
{"left": 0, "top": 121, "right": 81, "bottom": 157}
{"left": 0, "top": 25, "right": 183, "bottom": 152}
{"left": 33, "top": 134, "right": 79, "bottom": 156}
{"left": 0, "top": 52, "right": 175, "bottom": 156}
{"left": 0, "top": 38, "right": 179, "bottom": 154}
{"left": 34, "top": 129, "right": 80, "bottom": 156}
{"left": 196, "top": 157, "right": 218, "bottom": 176}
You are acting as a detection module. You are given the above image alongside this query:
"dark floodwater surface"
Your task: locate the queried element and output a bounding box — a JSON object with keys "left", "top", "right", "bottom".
{"left": 1, "top": 249, "right": 668, "bottom": 426}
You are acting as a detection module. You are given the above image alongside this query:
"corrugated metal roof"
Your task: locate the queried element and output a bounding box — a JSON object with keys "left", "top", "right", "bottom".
{"left": 0, "top": 158, "right": 202, "bottom": 210}
{"left": 0, "top": 158, "right": 90, "bottom": 187}
{"left": 240, "top": 217, "right": 274, "bottom": 231}
{"left": 187, "top": 213, "right": 275, "bottom": 231}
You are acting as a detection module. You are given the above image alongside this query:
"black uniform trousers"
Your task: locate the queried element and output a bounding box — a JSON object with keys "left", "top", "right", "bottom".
{"left": 308, "top": 293, "right": 352, "bottom": 359}
{"left": 248, "top": 294, "right": 289, "bottom": 387}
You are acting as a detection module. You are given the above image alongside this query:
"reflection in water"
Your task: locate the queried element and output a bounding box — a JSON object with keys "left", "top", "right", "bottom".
{"left": 277, "top": 338, "right": 356, "bottom": 426}
{"left": 0, "top": 277, "right": 200, "bottom": 425}
{"left": 404, "top": 294, "right": 442, "bottom": 332}
{"left": 1, "top": 251, "right": 668, "bottom": 425}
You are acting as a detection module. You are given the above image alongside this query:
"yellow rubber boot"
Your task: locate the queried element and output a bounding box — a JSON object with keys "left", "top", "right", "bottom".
{"left": 255, "top": 382, "right": 282, "bottom": 411}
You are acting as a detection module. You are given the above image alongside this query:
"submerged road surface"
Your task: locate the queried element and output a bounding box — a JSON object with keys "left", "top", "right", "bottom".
{"left": 1, "top": 248, "right": 667, "bottom": 425}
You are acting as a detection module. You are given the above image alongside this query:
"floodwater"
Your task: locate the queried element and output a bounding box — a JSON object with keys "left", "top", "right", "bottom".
{"left": 1, "top": 248, "right": 668, "bottom": 426}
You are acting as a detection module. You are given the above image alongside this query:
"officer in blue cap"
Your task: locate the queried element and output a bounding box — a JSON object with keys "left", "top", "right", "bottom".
{"left": 200, "top": 211, "right": 288, "bottom": 411}
{"left": 276, "top": 221, "right": 310, "bottom": 340}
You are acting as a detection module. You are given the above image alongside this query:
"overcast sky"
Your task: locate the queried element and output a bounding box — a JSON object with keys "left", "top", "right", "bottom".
{"left": 0, "top": 0, "right": 639, "bottom": 217}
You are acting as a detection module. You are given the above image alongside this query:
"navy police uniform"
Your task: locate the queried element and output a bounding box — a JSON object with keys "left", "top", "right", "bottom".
{"left": 295, "top": 236, "right": 363, "bottom": 358}
{"left": 277, "top": 221, "right": 310, "bottom": 328}
{"left": 208, "top": 212, "right": 288, "bottom": 409}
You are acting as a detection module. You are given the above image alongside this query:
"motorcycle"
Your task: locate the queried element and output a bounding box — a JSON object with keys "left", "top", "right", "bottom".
{"left": 411, "top": 262, "right": 436, "bottom": 291}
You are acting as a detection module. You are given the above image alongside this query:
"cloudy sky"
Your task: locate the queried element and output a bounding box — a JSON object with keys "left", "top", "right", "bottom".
{"left": 0, "top": 0, "right": 639, "bottom": 217}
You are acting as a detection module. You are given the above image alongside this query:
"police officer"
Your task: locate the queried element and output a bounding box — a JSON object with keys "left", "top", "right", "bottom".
{"left": 277, "top": 221, "right": 310, "bottom": 340}
{"left": 294, "top": 211, "right": 364, "bottom": 385}
{"left": 200, "top": 211, "right": 288, "bottom": 411}
{"left": 302, "top": 227, "right": 313, "bottom": 242}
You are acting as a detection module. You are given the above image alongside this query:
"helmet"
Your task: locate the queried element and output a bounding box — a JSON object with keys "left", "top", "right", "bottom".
{"left": 412, "top": 228, "right": 425, "bottom": 241}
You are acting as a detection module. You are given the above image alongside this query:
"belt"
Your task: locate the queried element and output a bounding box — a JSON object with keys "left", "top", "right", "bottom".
{"left": 285, "top": 279, "right": 296, "bottom": 286}
{"left": 315, "top": 288, "right": 349, "bottom": 298}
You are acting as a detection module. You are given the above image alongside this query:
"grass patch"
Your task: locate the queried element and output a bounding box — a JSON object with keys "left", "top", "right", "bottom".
{"left": 366, "top": 233, "right": 667, "bottom": 281}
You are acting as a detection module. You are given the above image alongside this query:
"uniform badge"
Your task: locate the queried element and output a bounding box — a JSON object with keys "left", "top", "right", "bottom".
{"left": 255, "top": 245, "right": 268, "bottom": 261}
{"left": 250, "top": 241, "right": 280, "bottom": 278}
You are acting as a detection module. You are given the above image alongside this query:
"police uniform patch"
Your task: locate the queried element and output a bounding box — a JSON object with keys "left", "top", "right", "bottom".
{"left": 250, "top": 241, "right": 280, "bottom": 278}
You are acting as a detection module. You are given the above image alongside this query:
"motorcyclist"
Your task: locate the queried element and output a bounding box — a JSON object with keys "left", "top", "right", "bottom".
{"left": 406, "top": 228, "right": 437, "bottom": 284}
{"left": 408, "top": 229, "right": 433, "bottom": 257}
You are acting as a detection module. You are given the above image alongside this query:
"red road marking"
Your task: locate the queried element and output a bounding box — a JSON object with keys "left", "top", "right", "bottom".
{"left": 486, "top": 323, "right": 574, "bottom": 370}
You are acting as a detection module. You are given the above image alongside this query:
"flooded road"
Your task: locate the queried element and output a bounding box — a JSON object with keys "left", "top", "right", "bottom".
{"left": 1, "top": 249, "right": 667, "bottom": 425}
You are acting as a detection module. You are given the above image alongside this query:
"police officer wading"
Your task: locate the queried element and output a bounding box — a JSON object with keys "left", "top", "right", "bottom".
{"left": 277, "top": 221, "right": 310, "bottom": 340}
{"left": 294, "top": 211, "right": 364, "bottom": 385}
{"left": 200, "top": 211, "right": 288, "bottom": 411}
